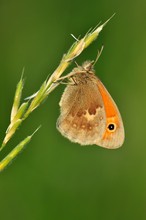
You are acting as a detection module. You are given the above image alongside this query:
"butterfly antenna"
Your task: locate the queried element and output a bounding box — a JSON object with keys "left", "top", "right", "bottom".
{"left": 93, "top": 45, "right": 104, "bottom": 66}
{"left": 74, "top": 60, "right": 80, "bottom": 67}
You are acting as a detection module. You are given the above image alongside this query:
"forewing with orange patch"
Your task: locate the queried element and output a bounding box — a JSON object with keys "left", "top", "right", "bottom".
{"left": 96, "top": 78, "right": 125, "bottom": 148}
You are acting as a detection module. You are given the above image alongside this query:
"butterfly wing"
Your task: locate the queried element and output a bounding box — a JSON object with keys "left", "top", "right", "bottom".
{"left": 57, "top": 70, "right": 125, "bottom": 149}
{"left": 57, "top": 79, "right": 107, "bottom": 146}
{"left": 96, "top": 78, "right": 125, "bottom": 148}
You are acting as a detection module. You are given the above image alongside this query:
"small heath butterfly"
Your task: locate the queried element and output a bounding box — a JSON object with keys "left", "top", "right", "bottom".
{"left": 57, "top": 59, "right": 125, "bottom": 149}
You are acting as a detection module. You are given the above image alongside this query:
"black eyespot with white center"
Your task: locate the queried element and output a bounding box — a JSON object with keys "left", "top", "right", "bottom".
{"left": 107, "top": 123, "right": 116, "bottom": 132}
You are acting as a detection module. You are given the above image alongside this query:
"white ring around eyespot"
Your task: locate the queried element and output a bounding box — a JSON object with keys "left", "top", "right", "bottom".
{"left": 107, "top": 123, "right": 117, "bottom": 132}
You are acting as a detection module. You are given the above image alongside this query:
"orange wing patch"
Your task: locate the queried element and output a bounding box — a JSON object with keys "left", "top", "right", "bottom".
{"left": 97, "top": 79, "right": 120, "bottom": 140}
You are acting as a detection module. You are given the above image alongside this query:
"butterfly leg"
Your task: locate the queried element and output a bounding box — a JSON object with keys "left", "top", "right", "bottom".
{"left": 53, "top": 71, "right": 77, "bottom": 85}
{"left": 54, "top": 71, "right": 76, "bottom": 82}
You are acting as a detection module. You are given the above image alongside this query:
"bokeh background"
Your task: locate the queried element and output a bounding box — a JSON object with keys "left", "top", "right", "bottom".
{"left": 0, "top": 0, "right": 146, "bottom": 219}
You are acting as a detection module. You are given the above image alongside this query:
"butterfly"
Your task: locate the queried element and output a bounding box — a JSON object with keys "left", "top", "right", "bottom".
{"left": 56, "top": 59, "right": 125, "bottom": 149}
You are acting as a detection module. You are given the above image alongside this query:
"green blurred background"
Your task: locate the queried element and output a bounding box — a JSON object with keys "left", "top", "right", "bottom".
{"left": 0, "top": 0, "right": 146, "bottom": 219}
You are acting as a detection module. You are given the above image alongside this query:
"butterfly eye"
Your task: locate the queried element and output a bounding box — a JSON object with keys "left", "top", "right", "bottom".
{"left": 107, "top": 123, "right": 116, "bottom": 132}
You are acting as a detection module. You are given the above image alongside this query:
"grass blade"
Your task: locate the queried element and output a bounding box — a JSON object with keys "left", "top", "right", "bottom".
{"left": 0, "top": 126, "right": 41, "bottom": 172}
